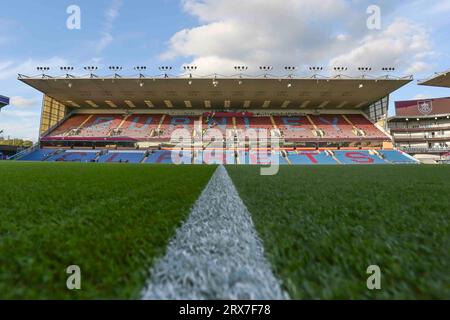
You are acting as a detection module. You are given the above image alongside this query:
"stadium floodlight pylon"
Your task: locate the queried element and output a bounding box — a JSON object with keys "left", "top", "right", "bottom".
{"left": 159, "top": 66, "right": 173, "bottom": 78}
{"left": 183, "top": 65, "right": 198, "bottom": 78}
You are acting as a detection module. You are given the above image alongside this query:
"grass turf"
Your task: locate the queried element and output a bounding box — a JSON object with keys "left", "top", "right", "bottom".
{"left": 0, "top": 162, "right": 215, "bottom": 299}
{"left": 227, "top": 165, "right": 450, "bottom": 299}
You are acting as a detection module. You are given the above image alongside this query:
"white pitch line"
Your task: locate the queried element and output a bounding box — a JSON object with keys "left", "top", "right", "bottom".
{"left": 141, "top": 165, "right": 289, "bottom": 300}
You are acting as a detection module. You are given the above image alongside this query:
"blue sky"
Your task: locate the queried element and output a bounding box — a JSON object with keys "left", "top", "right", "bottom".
{"left": 0, "top": 0, "right": 449, "bottom": 141}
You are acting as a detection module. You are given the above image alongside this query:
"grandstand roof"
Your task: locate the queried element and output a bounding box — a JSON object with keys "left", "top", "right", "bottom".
{"left": 0, "top": 95, "right": 9, "bottom": 110}
{"left": 19, "top": 74, "right": 412, "bottom": 110}
{"left": 418, "top": 69, "right": 450, "bottom": 88}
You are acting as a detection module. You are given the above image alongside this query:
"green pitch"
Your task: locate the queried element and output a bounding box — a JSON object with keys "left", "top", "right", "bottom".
{"left": 0, "top": 162, "right": 215, "bottom": 299}
{"left": 227, "top": 165, "right": 450, "bottom": 299}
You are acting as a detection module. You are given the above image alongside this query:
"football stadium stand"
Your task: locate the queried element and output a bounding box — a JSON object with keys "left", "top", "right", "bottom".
{"left": 13, "top": 72, "right": 420, "bottom": 165}
{"left": 388, "top": 72, "right": 450, "bottom": 163}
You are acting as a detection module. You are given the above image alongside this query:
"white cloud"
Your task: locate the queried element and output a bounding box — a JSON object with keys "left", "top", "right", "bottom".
{"left": 162, "top": 0, "right": 434, "bottom": 76}
{"left": 0, "top": 56, "right": 68, "bottom": 80}
{"left": 10, "top": 96, "right": 39, "bottom": 108}
{"left": 96, "top": 0, "right": 123, "bottom": 53}
{"left": 330, "top": 18, "right": 432, "bottom": 75}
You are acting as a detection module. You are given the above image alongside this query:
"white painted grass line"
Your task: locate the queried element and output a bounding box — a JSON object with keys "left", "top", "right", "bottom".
{"left": 142, "top": 165, "right": 289, "bottom": 300}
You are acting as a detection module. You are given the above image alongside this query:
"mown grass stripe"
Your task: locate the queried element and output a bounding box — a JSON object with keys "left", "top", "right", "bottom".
{"left": 142, "top": 165, "right": 288, "bottom": 300}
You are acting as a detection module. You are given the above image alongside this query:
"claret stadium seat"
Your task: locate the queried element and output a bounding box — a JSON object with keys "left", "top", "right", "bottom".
{"left": 157, "top": 116, "right": 198, "bottom": 140}
{"left": 118, "top": 115, "right": 162, "bottom": 140}
{"left": 45, "top": 114, "right": 90, "bottom": 137}
{"left": 273, "top": 116, "right": 317, "bottom": 141}
{"left": 309, "top": 115, "right": 356, "bottom": 140}
{"left": 345, "top": 114, "right": 388, "bottom": 139}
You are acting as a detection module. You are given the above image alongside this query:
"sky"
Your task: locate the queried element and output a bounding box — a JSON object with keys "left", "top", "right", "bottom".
{"left": 0, "top": 0, "right": 449, "bottom": 141}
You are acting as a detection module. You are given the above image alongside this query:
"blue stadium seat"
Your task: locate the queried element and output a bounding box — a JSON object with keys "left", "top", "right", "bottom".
{"left": 46, "top": 151, "right": 98, "bottom": 162}
{"left": 19, "top": 149, "right": 55, "bottom": 161}
{"left": 287, "top": 151, "right": 337, "bottom": 165}
{"left": 334, "top": 151, "right": 387, "bottom": 164}
{"left": 145, "top": 150, "right": 192, "bottom": 164}
{"left": 379, "top": 150, "right": 417, "bottom": 164}
{"left": 237, "top": 151, "right": 288, "bottom": 165}
{"left": 98, "top": 151, "right": 145, "bottom": 163}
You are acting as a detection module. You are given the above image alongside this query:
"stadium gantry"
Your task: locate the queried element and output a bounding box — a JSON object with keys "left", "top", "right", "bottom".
{"left": 14, "top": 71, "right": 419, "bottom": 165}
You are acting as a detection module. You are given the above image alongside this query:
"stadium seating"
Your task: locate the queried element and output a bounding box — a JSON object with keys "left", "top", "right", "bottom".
{"left": 194, "top": 150, "right": 236, "bottom": 165}
{"left": 287, "top": 151, "right": 338, "bottom": 165}
{"left": 145, "top": 150, "right": 194, "bottom": 164}
{"left": 333, "top": 151, "right": 387, "bottom": 164}
{"left": 345, "top": 114, "right": 388, "bottom": 139}
{"left": 116, "top": 115, "right": 162, "bottom": 140}
{"left": 43, "top": 113, "right": 390, "bottom": 144}
{"left": 237, "top": 151, "right": 289, "bottom": 165}
{"left": 273, "top": 116, "right": 317, "bottom": 141}
{"left": 17, "top": 148, "right": 414, "bottom": 165}
{"left": 97, "top": 151, "right": 146, "bottom": 163}
{"left": 76, "top": 115, "right": 123, "bottom": 138}
{"left": 19, "top": 149, "right": 56, "bottom": 161}
{"left": 46, "top": 114, "right": 90, "bottom": 137}
{"left": 378, "top": 150, "right": 417, "bottom": 164}
{"left": 157, "top": 116, "right": 199, "bottom": 140}
{"left": 46, "top": 151, "right": 98, "bottom": 162}
{"left": 309, "top": 115, "right": 356, "bottom": 140}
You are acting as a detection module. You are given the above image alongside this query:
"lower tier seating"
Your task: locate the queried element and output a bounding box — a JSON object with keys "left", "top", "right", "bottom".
{"left": 287, "top": 151, "right": 338, "bottom": 165}
{"left": 97, "top": 152, "right": 146, "bottom": 163}
{"left": 18, "top": 149, "right": 418, "bottom": 165}
{"left": 378, "top": 150, "right": 417, "bottom": 164}
{"left": 333, "top": 151, "right": 387, "bottom": 164}
{"left": 47, "top": 151, "right": 98, "bottom": 162}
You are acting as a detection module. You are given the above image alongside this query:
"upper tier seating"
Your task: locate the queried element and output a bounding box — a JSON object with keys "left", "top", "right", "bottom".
{"left": 309, "top": 115, "right": 356, "bottom": 140}
{"left": 345, "top": 114, "right": 388, "bottom": 139}
{"left": 203, "top": 116, "right": 234, "bottom": 135}
{"left": 235, "top": 117, "right": 273, "bottom": 130}
{"left": 76, "top": 115, "right": 123, "bottom": 138}
{"left": 157, "top": 116, "right": 199, "bottom": 140}
{"left": 47, "top": 115, "right": 90, "bottom": 137}
{"left": 116, "top": 115, "right": 162, "bottom": 139}
{"left": 273, "top": 116, "right": 317, "bottom": 141}
{"left": 43, "top": 113, "right": 389, "bottom": 143}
